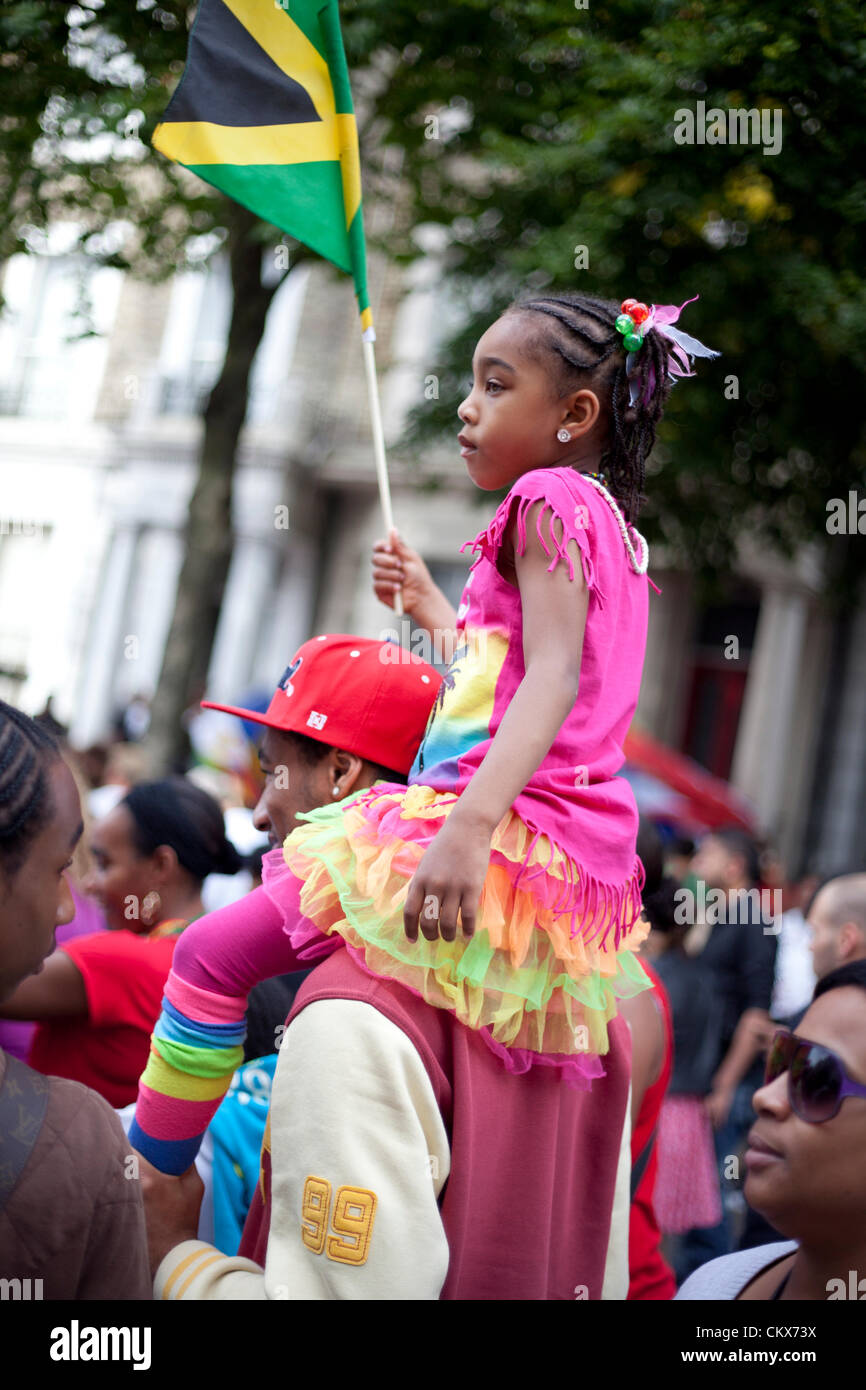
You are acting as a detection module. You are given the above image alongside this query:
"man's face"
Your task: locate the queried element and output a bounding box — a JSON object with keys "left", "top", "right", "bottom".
{"left": 744, "top": 988, "right": 866, "bottom": 1246}
{"left": 253, "top": 728, "right": 335, "bottom": 847}
{"left": 808, "top": 885, "right": 847, "bottom": 980}
{"left": 0, "top": 759, "right": 81, "bottom": 1001}
{"left": 690, "top": 835, "right": 736, "bottom": 891}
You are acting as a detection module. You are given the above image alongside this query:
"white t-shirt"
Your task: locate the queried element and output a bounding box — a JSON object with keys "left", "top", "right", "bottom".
{"left": 675, "top": 1242, "right": 798, "bottom": 1300}
{"left": 771, "top": 909, "right": 816, "bottom": 1018}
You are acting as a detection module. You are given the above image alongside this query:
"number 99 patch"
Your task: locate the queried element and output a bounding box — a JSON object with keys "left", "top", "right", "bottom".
{"left": 301, "top": 1177, "right": 377, "bottom": 1266}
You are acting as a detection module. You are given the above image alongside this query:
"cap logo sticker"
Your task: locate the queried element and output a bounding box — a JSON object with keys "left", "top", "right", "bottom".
{"left": 307, "top": 711, "right": 327, "bottom": 730}
{"left": 278, "top": 655, "right": 303, "bottom": 697}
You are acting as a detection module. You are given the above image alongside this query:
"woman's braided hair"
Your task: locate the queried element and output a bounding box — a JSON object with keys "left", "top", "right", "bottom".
{"left": 505, "top": 291, "right": 673, "bottom": 525}
{"left": 0, "top": 699, "right": 61, "bottom": 876}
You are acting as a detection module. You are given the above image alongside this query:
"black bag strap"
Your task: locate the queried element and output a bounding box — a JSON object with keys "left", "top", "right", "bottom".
{"left": 630, "top": 1124, "right": 658, "bottom": 1200}
{"left": 0, "top": 1053, "right": 49, "bottom": 1210}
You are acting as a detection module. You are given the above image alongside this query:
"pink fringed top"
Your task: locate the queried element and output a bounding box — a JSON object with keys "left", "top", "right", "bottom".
{"left": 408, "top": 465, "right": 655, "bottom": 921}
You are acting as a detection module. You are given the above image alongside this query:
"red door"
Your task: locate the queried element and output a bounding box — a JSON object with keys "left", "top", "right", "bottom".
{"left": 681, "top": 661, "right": 749, "bottom": 780}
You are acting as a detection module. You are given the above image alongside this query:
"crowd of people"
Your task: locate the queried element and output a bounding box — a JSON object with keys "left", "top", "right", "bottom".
{"left": 2, "top": 291, "right": 864, "bottom": 1302}
{"left": 3, "top": 655, "right": 864, "bottom": 1302}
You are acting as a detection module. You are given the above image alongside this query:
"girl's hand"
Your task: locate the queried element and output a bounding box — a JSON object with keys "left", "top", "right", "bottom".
{"left": 372, "top": 528, "right": 436, "bottom": 615}
{"left": 403, "top": 814, "right": 493, "bottom": 942}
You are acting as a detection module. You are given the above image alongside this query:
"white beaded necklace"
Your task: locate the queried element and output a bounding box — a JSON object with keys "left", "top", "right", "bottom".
{"left": 581, "top": 473, "right": 649, "bottom": 575}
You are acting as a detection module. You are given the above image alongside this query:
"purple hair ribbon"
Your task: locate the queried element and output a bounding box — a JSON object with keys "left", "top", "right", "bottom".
{"left": 626, "top": 295, "right": 720, "bottom": 407}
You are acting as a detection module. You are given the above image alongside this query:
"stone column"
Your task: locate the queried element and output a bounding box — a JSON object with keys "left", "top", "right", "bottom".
{"left": 775, "top": 601, "right": 832, "bottom": 873}
{"left": 69, "top": 525, "right": 140, "bottom": 746}
{"left": 634, "top": 569, "right": 695, "bottom": 745}
{"left": 118, "top": 527, "right": 184, "bottom": 705}
{"left": 812, "top": 600, "right": 866, "bottom": 870}
{"left": 256, "top": 535, "right": 318, "bottom": 684}
{"left": 729, "top": 584, "right": 809, "bottom": 831}
{"left": 207, "top": 536, "right": 282, "bottom": 701}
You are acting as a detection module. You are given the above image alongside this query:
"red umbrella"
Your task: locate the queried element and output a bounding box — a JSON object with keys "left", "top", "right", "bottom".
{"left": 623, "top": 725, "right": 757, "bottom": 834}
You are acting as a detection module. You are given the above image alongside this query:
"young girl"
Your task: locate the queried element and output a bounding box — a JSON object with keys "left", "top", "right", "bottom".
{"left": 130, "top": 290, "right": 718, "bottom": 1173}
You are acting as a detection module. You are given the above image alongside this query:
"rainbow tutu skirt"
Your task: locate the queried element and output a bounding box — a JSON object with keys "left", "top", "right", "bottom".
{"left": 265, "top": 781, "right": 652, "bottom": 1090}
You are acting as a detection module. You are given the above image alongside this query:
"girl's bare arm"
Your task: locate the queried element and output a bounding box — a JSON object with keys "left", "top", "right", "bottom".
{"left": 447, "top": 501, "right": 589, "bottom": 834}
{"left": 404, "top": 501, "right": 589, "bottom": 940}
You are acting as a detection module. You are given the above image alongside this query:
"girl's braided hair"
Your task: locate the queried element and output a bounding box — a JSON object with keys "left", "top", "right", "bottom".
{"left": 505, "top": 291, "right": 674, "bottom": 525}
{"left": 0, "top": 699, "right": 61, "bottom": 877}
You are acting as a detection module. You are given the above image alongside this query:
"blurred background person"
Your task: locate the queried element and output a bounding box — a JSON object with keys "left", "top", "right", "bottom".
{"left": 87, "top": 740, "right": 151, "bottom": 820}
{"left": 664, "top": 833, "right": 696, "bottom": 890}
{"left": 76, "top": 741, "right": 110, "bottom": 793}
{"left": 770, "top": 864, "right": 821, "bottom": 1024}
{"left": 808, "top": 872, "right": 866, "bottom": 982}
{"left": 186, "top": 763, "right": 268, "bottom": 913}
{"left": 0, "top": 776, "right": 242, "bottom": 1107}
{"left": 643, "top": 869, "right": 726, "bottom": 1284}
{"left": 677, "top": 828, "right": 777, "bottom": 1268}
{"left": 623, "top": 817, "right": 676, "bottom": 1301}
{"left": 690, "top": 829, "right": 778, "bottom": 1131}
{"left": 114, "top": 690, "right": 151, "bottom": 744}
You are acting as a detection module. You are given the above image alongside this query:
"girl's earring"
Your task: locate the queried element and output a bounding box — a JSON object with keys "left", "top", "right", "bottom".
{"left": 332, "top": 786, "right": 341, "bottom": 797}
{"left": 141, "top": 890, "right": 161, "bottom": 925}
{"left": 557, "top": 429, "right": 570, "bottom": 443}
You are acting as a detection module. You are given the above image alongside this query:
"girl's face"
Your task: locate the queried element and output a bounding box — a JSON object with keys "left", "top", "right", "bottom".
{"left": 457, "top": 314, "right": 601, "bottom": 490}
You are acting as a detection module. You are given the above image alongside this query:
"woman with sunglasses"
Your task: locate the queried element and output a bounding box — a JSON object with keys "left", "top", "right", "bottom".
{"left": 676, "top": 959, "right": 866, "bottom": 1300}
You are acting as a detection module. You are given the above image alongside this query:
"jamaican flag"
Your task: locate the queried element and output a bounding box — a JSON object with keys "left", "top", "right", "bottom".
{"left": 153, "top": 0, "right": 373, "bottom": 338}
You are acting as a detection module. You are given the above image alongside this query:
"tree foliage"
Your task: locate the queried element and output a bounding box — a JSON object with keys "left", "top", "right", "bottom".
{"left": 1, "top": 2, "right": 226, "bottom": 273}
{"left": 342, "top": 0, "right": 866, "bottom": 599}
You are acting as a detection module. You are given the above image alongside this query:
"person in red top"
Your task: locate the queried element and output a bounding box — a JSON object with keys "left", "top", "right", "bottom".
{"left": 622, "top": 818, "right": 676, "bottom": 1300}
{"left": 626, "top": 959, "right": 675, "bottom": 1298}
{"left": 0, "top": 777, "right": 242, "bottom": 1107}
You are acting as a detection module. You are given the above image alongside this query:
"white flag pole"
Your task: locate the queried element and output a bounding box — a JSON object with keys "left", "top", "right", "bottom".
{"left": 362, "top": 333, "right": 403, "bottom": 616}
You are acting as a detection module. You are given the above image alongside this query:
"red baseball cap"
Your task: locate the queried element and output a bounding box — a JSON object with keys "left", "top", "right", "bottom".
{"left": 201, "top": 634, "right": 442, "bottom": 776}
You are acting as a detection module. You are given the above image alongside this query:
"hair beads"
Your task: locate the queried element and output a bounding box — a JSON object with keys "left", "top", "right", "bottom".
{"left": 615, "top": 299, "right": 651, "bottom": 353}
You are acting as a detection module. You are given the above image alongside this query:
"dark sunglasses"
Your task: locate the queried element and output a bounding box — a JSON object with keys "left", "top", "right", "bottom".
{"left": 765, "top": 1029, "right": 866, "bottom": 1124}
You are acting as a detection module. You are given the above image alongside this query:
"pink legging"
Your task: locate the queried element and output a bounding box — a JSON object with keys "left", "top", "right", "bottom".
{"left": 129, "top": 873, "right": 335, "bottom": 1173}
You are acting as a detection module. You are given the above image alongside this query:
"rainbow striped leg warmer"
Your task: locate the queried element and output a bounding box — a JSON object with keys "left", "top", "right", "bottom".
{"left": 129, "top": 896, "right": 305, "bottom": 1174}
